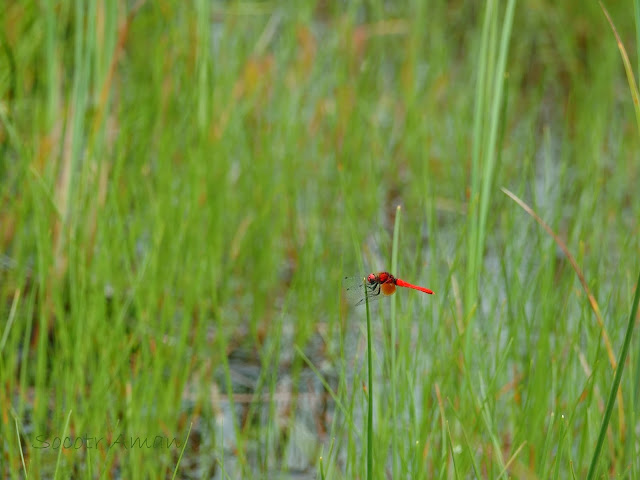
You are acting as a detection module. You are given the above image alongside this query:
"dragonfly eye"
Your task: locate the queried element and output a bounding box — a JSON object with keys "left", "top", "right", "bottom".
{"left": 367, "top": 274, "right": 376, "bottom": 284}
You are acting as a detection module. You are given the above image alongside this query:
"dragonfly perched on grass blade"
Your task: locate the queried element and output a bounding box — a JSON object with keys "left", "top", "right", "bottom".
{"left": 343, "top": 272, "right": 434, "bottom": 306}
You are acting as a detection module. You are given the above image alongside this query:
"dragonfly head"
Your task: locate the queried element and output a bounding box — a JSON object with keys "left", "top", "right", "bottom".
{"left": 366, "top": 273, "right": 377, "bottom": 284}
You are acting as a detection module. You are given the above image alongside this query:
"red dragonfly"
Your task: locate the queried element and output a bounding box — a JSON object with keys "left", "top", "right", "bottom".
{"left": 343, "top": 272, "right": 434, "bottom": 306}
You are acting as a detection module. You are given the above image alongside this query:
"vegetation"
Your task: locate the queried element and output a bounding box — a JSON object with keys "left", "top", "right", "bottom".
{"left": 1, "top": 1, "right": 639, "bottom": 478}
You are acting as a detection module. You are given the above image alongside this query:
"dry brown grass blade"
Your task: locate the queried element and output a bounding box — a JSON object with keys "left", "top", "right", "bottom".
{"left": 91, "top": 0, "right": 147, "bottom": 138}
{"left": 600, "top": 2, "right": 640, "bottom": 135}
{"left": 501, "top": 187, "right": 614, "bottom": 368}
{"left": 501, "top": 187, "right": 625, "bottom": 441}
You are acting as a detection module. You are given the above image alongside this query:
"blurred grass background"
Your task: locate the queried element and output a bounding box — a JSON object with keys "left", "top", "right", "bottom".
{"left": 1, "top": 1, "right": 640, "bottom": 478}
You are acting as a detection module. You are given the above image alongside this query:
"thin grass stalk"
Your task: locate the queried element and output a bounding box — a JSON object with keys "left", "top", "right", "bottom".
{"left": 634, "top": 5, "right": 640, "bottom": 476}
{"left": 635, "top": 0, "right": 640, "bottom": 91}
{"left": 614, "top": 0, "right": 640, "bottom": 410}
{"left": 53, "top": 410, "right": 72, "bottom": 480}
{"left": 170, "top": 422, "right": 193, "bottom": 480}
{"left": 196, "top": 0, "right": 211, "bottom": 132}
{"left": 599, "top": 6, "right": 640, "bottom": 475}
{"left": 365, "top": 279, "right": 373, "bottom": 480}
{"left": 600, "top": 3, "right": 640, "bottom": 134}
{"left": 13, "top": 414, "right": 27, "bottom": 478}
{"left": 446, "top": 421, "right": 461, "bottom": 480}
{"left": 295, "top": 345, "right": 358, "bottom": 435}
{"left": 586, "top": 270, "right": 640, "bottom": 479}
{"left": 44, "top": 0, "right": 58, "bottom": 128}
{"left": 390, "top": 205, "right": 401, "bottom": 478}
{"left": 585, "top": 8, "right": 640, "bottom": 477}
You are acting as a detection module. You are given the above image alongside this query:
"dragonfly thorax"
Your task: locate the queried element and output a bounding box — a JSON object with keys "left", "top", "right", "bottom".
{"left": 368, "top": 272, "right": 395, "bottom": 285}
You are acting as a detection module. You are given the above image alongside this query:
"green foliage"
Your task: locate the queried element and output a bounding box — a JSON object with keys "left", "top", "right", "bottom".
{"left": 1, "top": 1, "right": 639, "bottom": 478}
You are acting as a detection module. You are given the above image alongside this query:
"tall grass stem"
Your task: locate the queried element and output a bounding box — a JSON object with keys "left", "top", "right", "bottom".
{"left": 390, "top": 205, "right": 401, "bottom": 478}
{"left": 365, "top": 279, "right": 373, "bottom": 480}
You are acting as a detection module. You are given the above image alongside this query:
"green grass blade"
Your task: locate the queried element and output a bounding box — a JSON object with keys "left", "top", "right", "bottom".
{"left": 636, "top": 0, "right": 640, "bottom": 82}
{"left": 3, "top": 2, "right": 640, "bottom": 478}
{"left": 171, "top": 422, "right": 193, "bottom": 480}
{"left": 13, "top": 414, "right": 27, "bottom": 479}
{"left": 477, "top": 0, "right": 516, "bottom": 258}
{"left": 466, "top": 0, "right": 493, "bottom": 323}
{"left": 446, "top": 421, "right": 462, "bottom": 480}
{"left": 365, "top": 279, "right": 373, "bottom": 480}
{"left": 390, "top": 205, "right": 401, "bottom": 478}
{"left": 596, "top": 7, "right": 640, "bottom": 477}
{"left": 586, "top": 269, "right": 640, "bottom": 478}
{"left": 295, "top": 345, "right": 359, "bottom": 437}
{"left": 0, "top": 289, "right": 20, "bottom": 353}
{"left": 53, "top": 410, "right": 72, "bottom": 480}
{"left": 465, "top": 0, "right": 516, "bottom": 350}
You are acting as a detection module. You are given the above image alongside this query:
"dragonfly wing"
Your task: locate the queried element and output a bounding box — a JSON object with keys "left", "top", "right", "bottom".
{"left": 354, "top": 292, "right": 383, "bottom": 306}
{"left": 343, "top": 276, "right": 382, "bottom": 306}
